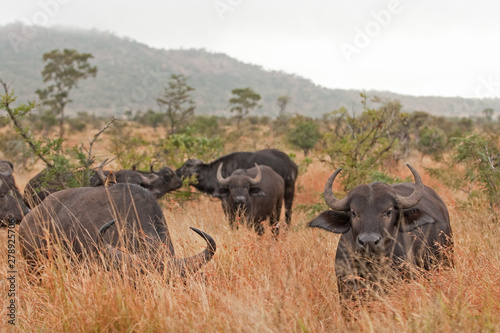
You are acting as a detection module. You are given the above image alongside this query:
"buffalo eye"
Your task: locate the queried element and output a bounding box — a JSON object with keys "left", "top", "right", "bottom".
{"left": 249, "top": 187, "right": 265, "bottom": 197}
{"left": 213, "top": 187, "right": 229, "bottom": 197}
{"left": 350, "top": 210, "right": 358, "bottom": 218}
{"left": 384, "top": 209, "right": 393, "bottom": 218}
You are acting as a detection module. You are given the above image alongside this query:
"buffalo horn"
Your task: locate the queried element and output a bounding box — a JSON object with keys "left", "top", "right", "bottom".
{"left": 97, "top": 219, "right": 116, "bottom": 245}
{"left": 394, "top": 164, "right": 424, "bottom": 209}
{"left": 249, "top": 163, "right": 262, "bottom": 185}
{"left": 139, "top": 173, "right": 159, "bottom": 186}
{"left": 323, "top": 168, "right": 350, "bottom": 211}
{"left": 173, "top": 227, "right": 217, "bottom": 276}
{"left": 97, "top": 219, "right": 123, "bottom": 260}
{"left": 216, "top": 163, "right": 230, "bottom": 186}
{"left": 97, "top": 220, "right": 144, "bottom": 268}
{"left": 96, "top": 158, "right": 109, "bottom": 184}
{"left": 98, "top": 220, "right": 216, "bottom": 276}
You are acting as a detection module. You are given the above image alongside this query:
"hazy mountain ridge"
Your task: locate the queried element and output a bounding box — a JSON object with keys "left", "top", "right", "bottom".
{"left": 1, "top": 23, "right": 498, "bottom": 118}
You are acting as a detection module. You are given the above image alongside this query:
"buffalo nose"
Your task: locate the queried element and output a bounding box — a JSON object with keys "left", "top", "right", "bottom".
{"left": 356, "top": 233, "right": 383, "bottom": 251}
{"left": 234, "top": 195, "right": 246, "bottom": 204}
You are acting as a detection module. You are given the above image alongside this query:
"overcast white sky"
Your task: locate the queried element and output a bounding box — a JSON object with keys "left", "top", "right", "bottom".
{"left": 2, "top": 0, "right": 499, "bottom": 99}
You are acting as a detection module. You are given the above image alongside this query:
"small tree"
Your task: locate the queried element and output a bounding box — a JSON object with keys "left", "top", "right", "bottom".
{"left": 189, "top": 115, "right": 220, "bottom": 137}
{"left": 159, "top": 129, "right": 223, "bottom": 168}
{"left": 452, "top": 133, "right": 500, "bottom": 210}
{"left": 36, "top": 49, "right": 97, "bottom": 140}
{"left": 156, "top": 74, "right": 196, "bottom": 135}
{"left": 134, "top": 109, "right": 165, "bottom": 131}
{"left": 482, "top": 108, "right": 494, "bottom": 122}
{"left": 417, "top": 126, "right": 447, "bottom": 162}
{"left": 1, "top": 79, "right": 113, "bottom": 189}
{"left": 229, "top": 87, "right": 261, "bottom": 128}
{"left": 274, "top": 95, "right": 291, "bottom": 133}
{"left": 321, "top": 94, "right": 403, "bottom": 189}
{"left": 409, "top": 111, "right": 432, "bottom": 146}
{"left": 287, "top": 116, "right": 320, "bottom": 156}
{"left": 277, "top": 94, "right": 291, "bottom": 118}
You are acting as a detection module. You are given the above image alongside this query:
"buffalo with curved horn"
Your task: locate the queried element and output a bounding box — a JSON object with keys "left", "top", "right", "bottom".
{"left": 176, "top": 149, "right": 297, "bottom": 225}
{"left": 213, "top": 163, "right": 284, "bottom": 235}
{"left": 19, "top": 183, "right": 216, "bottom": 277}
{"left": 25, "top": 161, "right": 182, "bottom": 208}
{"left": 309, "top": 164, "right": 453, "bottom": 300}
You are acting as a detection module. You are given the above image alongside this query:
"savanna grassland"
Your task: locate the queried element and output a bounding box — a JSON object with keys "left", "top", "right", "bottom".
{"left": 0, "top": 122, "right": 499, "bottom": 333}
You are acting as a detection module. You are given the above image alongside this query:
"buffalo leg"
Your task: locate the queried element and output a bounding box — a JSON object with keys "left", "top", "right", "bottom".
{"left": 284, "top": 182, "right": 294, "bottom": 225}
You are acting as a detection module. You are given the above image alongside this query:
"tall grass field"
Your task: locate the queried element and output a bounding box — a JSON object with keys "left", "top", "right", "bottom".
{"left": 1, "top": 151, "right": 499, "bottom": 332}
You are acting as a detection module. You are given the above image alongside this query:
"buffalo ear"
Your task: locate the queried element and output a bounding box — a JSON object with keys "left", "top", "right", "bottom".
{"left": 400, "top": 208, "right": 436, "bottom": 232}
{"left": 308, "top": 210, "right": 350, "bottom": 234}
{"left": 213, "top": 187, "right": 229, "bottom": 198}
{"left": 249, "top": 187, "right": 265, "bottom": 197}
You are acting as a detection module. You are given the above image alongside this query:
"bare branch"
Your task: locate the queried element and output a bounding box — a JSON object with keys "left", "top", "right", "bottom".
{"left": 83, "top": 117, "right": 116, "bottom": 167}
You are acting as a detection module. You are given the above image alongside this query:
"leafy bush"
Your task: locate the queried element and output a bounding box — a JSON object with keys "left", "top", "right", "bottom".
{"left": 451, "top": 133, "right": 500, "bottom": 210}
{"left": 158, "top": 129, "right": 223, "bottom": 168}
{"left": 1, "top": 81, "right": 112, "bottom": 188}
{"left": 186, "top": 115, "right": 220, "bottom": 138}
{"left": 287, "top": 116, "right": 321, "bottom": 156}
{"left": 417, "top": 126, "right": 448, "bottom": 161}
{"left": 320, "top": 94, "right": 403, "bottom": 190}
{"left": 427, "top": 132, "right": 500, "bottom": 219}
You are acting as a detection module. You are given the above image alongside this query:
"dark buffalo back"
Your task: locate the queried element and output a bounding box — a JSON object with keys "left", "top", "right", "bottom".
{"left": 20, "top": 184, "right": 174, "bottom": 262}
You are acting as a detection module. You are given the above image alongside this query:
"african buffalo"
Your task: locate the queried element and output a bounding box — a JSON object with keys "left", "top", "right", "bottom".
{"left": 309, "top": 164, "right": 453, "bottom": 300}
{"left": 93, "top": 165, "right": 182, "bottom": 199}
{"left": 176, "top": 149, "right": 297, "bottom": 225}
{"left": 0, "top": 160, "right": 30, "bottom": 225}
{"left": 0, "top": 178, "right": 30, "bottom": 226}
{"left": 25, "top": 164, "right": 182, "bottom": 207}
{"left": 24, "top": 168, "right": 94, "bottom": 208}
{"left": 19, "top": 183, "right": 216, "bottom": 276}
{"left": 135, "top": 165, "right": 182, "bottom": 199}
{"left": 0, "top": 160, "right": 24, "bottom": 201}
{"left": 213, "top": 163, "right": 284, "bottom": 235}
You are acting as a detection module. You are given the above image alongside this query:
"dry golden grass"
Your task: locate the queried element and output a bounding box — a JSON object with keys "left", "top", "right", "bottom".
{"left": 1, "top": 131, "right": 499, "bottom": 332}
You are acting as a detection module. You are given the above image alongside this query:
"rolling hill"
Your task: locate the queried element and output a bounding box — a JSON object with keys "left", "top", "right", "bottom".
{"left": 1, "top": 23, "right": 498, "bottom": 119}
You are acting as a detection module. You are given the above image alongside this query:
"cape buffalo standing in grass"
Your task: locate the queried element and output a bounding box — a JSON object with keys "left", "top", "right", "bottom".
{"left": 24, "top": 165, "right": 182, "bottom": 207}
{"left": 213, "top": 163, "right": 284, "bottom": 235}
{"left": 19, "top": 183, "right": 215, "bottom": 276}
{"left": 176, "top": 149, "right": 297, "bottom": 225}
{"left": 309, "top": 164, "right": 453, "bottom": 300}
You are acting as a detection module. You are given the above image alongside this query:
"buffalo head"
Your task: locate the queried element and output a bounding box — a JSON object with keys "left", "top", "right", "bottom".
{"left": 213, "top": 163, "right": 265, "bottom": 208}
{"left": 0, "top": 161, "right": 30, "bottom": 225}
{"left": 0, "top": 178, "right": 30, "bottom": 226}
{"left": 213, "top": 163, "right": 284, "bottom": 235}
{"left": 310, "top": 164, "right": 425, "bottom": 256}
{"left": 147, "top": 165, "right": 182, "bottom": 198}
